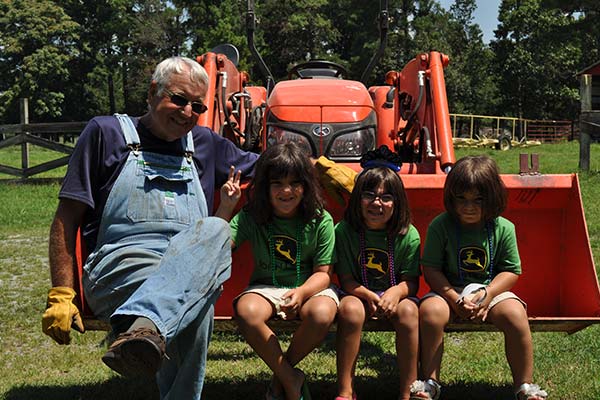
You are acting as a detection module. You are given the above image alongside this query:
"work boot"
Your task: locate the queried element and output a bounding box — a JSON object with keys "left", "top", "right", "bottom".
{"left": 102, "top": 327, "right": 166, "bottom": 377}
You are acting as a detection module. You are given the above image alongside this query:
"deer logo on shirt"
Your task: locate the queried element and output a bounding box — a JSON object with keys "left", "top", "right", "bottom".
{"left": 459, "top": 246, "right": 487, "bottom": 273}
{"left": 275, "top": 239, "right": 296, "bottom": 263}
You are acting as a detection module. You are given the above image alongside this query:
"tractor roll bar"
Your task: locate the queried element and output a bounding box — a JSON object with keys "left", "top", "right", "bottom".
{"left": 360, "top": 0, "right": 389, "bottom": 83}
{"left": 246, "top": 0, "right": 275, "bottom": 94}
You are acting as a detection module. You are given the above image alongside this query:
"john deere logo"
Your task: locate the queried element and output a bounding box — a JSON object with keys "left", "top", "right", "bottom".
{"left": 312, "top": 125, "right": 332, "bottom": 137}
{"left": 273, "top": 235, "right": 297, "bottom": 264}
{"left": 357, "top": 248, "right": 389, "bottom": 276}
{"left": 459, "top": 247, "right": 487, "bottom": 273}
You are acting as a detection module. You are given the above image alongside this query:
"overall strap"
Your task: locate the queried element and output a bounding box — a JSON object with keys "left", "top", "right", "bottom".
{"left": 114, "top": 113, "right": 141, "bottom": 150}
{"left": 184, "top": 131, "right": 194, "bottom": 153}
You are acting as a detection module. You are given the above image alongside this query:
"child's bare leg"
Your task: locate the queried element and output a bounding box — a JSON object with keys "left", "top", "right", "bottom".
{"left": 389, "top": 298, "right": 419, "bottom": 400}
{"left": 418, "top": 296, "right": 451, "bottom": 381}
{"left": 286, "top": 296, "right": 337, "bottom": 365}
{"left": 277, "top": 295, "right": 336, "bottom": 399}
{"left": 336, "top": 296, "right": 366, "bottom": 399}
{"left": 486, "top": 299, "right": 535, "bottom": 392}
{"left": 235, "top": 293, "right": 298, "bottom": 398}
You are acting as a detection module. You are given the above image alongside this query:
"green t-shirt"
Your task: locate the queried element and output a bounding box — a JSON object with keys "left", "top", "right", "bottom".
{"left": 421, "top": 212, "right": 521, "bottom": 287}
{"left": 230, "top": 209, "right": 336, "bottom": 287}
{"left": 334, "top": 219, "right": 421, "bottom": 292}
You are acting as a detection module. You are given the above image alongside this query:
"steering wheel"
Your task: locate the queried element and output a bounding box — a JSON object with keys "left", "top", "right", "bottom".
{"left": 287, "top": 60, "right": 348, "bottom": 79}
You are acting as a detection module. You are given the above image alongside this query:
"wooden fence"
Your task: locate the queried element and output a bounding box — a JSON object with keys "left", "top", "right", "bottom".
{"left": 449, "top": 113, "right": 575, "bottom": 143}
{"left": 523, "top": 119, "right": 574, "bottom": 143}
{"left": 0, "top": 122, "right": 86, "bottom": 179}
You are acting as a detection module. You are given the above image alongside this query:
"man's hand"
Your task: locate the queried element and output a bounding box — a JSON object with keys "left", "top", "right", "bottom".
{"left": 314, "top": 156, "right": 357, "bottom": 205}
{"left": 42, "top": 287, "right": 85, "bottom": 345}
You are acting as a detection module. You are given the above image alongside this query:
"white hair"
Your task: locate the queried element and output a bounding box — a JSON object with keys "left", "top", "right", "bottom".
{"left": 152, "top": 56, "right": 209, "bottom": 96}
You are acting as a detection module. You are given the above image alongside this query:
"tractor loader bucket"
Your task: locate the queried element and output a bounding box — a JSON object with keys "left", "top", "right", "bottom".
{"left": 400, "top": 173, "right": 600, "bottom": 333}
{"left": 214, "top": 172, "right": 600, "bottom": 333}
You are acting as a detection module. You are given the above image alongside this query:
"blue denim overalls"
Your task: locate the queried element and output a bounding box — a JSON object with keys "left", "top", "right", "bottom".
{"left": 82, "top": 114, "right": 231, "bottom": 399}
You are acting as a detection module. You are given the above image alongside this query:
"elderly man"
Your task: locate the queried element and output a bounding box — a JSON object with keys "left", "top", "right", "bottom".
{"left": 42, "top": 56, "right": 258, "bottom": 399}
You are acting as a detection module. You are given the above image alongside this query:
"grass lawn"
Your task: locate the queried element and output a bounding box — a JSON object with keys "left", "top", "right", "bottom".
{"left": 0, "top": 141, "right": 599, "bottom": 399}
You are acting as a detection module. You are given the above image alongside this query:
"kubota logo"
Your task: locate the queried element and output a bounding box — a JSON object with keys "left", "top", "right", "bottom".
{"left": 312, "top": 125, "right": 332, "bottom": 137}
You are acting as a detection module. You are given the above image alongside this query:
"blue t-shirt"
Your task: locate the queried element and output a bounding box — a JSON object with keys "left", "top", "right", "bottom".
{"left": 59, "top": 115, "right": 258, "bottom": 251}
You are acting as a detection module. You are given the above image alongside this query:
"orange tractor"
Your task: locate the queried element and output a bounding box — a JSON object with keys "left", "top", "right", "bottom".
{"left": 70, "top": 1, "right": 599, "bottom": 333}
{"left": 192, "top": 0, "right": 600, "bottom": 333}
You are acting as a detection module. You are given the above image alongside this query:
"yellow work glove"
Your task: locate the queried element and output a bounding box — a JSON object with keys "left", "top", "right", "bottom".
{"left": 314, "top": 156, "right": 357, "bottom": 205}
{"left": 42, "top": 287, "right": 85, "bottom": 345}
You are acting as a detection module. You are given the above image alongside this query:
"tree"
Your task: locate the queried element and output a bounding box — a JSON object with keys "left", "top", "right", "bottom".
{"left": 541, "top": 0, "right": 600, "bottom": 67}
{"left": 442, "top": 0, "right": 499, "bottom": 115}
{"left": 0, "top": 0, "right": 79, "bottom": 122}
{"left": 124, "top": 0, "right": 189, "bottom": 114}
{"left": 237, "top": 0, "right": 341, "bottom": 82}
{"left": 57, "top": 0, "right": 130, "bottom": 119}
{"left": 492, "top": 0, "right": 580, "bottom": 120}
{"left": 58, "top": 0, "right": 192, "bottom": 118}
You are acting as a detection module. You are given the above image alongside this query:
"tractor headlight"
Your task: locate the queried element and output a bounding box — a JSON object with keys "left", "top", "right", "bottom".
{"left": 327, "top": 128, "right": 375, "bottom": 159}
{"left": 266, "top": 127, "right": 313, "bottom": 156}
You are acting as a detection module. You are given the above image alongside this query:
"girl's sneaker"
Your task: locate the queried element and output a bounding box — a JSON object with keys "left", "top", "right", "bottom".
{"left": 515, "top": 383, "right": 548, "bottom": 400}
{"left": 409, "top": 379, "right": 441, "bottom": 400}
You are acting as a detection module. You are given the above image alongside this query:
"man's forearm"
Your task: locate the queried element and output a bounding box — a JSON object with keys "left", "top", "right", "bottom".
{"left": 48, "top": 200, "right": 86, "bottom": 288}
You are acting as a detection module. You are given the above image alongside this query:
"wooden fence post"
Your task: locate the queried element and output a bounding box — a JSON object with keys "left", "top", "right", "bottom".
{"left": 579, "top": 74, "right": 592, "bottom": 171}
{"left": 20, "top": 98, "right": 29, "bottom": 176}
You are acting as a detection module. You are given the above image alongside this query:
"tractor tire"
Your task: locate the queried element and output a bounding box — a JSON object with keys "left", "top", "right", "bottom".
{"left": 495, "top": 134, "right": 512, "bottom": 151}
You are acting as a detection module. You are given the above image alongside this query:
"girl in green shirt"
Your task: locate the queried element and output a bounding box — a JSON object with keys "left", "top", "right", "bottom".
{"left": 230, "top": 143, "right": 338, "bottom": 400}
{"left": 334, "top": 146, "right": 422, "bottom": 400}
{"left": 417, "top": 155, "right": 547, "bottom": 400}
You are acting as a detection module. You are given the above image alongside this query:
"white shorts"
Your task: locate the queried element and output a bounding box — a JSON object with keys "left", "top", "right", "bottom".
{"left": 420, "top": 284, "right": 526, "bottom": 312}
{"left": 235, "top": 284, "right": 339, "bottom": 319}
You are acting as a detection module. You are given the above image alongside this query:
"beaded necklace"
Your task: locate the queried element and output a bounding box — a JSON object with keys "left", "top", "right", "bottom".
{"left": 359, "top": 230, "right": 397, "bottom": 289}
{"left": 268, "top": 222, "right": 303, "bottom": 288}
{"left": 456, "top": 221, "right": 495, "bottom": 283}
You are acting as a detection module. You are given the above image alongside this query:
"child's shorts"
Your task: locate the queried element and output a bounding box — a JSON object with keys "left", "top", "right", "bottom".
{"left": 235, "top": 284, "right": 339, "bottom": 319}
{"left": 420, "top": 285, "right": 527, "bottom": 312}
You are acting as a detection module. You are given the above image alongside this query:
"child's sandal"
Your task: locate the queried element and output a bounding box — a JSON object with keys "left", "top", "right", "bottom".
{"left": 409, "top": 379, "right": 441, "bottom": 400}
{"left": 515, "top": 383, "right": 548, "bottom": 400}
{"left": 265, "top": 384, "right": 284, "bottom": 400}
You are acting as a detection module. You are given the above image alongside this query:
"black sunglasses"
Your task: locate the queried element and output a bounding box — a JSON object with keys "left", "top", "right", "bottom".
{"left": 162, "top": 88, "right": 208, "bottom": 115}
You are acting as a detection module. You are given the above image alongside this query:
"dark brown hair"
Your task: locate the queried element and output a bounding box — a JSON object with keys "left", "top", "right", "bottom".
{"left": 345, "top": 166, "right": 411, "bottom": 236}
{"left": 444, "top": 155, "right": 507, "bottom": 223}
{"left": 244, "top": 142, "right": 324, "bottom": 225}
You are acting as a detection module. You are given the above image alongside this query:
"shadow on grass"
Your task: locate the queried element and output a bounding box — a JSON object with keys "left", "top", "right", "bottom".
{"left": 15, "top": 331, "right": 512, "bottom": 399}
{"left": 316, "top": 332, "right": 515, "bottom": 400}
{"left": 4, "top": 373, "right": 514, "bottom": 400}
{"left": 4, "top": 376, "right": 159, "bottom": 400}
{"left": 204, "top": 377, "right": 514, "bottom": 399}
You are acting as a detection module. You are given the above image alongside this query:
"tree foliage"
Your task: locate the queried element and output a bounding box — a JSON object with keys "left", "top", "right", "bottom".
{"left": 0, "top": 0, "right": 596, "bottom": 123}
{"left": 493, "top": 0, "right": 582, "bottom": 119}
{"left": 0, "top": 0, "right": 79, "bottom": 122}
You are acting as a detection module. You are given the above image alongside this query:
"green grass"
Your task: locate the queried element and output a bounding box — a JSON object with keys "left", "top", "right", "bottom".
{"left": 1, "top": 141, "right": 599, "bottom": 399}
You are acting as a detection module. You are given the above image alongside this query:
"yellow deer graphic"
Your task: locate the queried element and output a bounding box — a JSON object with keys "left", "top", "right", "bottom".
{"left": 463, "top": 250, "right": 484, "bottom": 271}
{"left": 275, "top": 239, "right": 295, "bottom": 263}
{"left": 365, "top": 252, "right": 385, "bottom": 274}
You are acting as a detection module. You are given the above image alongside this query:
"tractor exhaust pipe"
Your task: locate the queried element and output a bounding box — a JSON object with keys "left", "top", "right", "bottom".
{"left": 360, "top": 0, "right": 389, "bottom": 83}
{"left": 246, "top": 0, "right": 275, "bottom": 94}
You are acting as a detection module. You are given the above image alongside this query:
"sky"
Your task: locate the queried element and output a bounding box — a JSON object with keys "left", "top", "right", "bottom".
{"left": 438, "top": 0, "right": 502, "bottom": 44}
